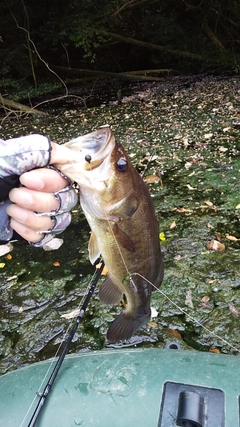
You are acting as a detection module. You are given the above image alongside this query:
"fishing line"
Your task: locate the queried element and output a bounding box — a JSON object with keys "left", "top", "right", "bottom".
{"left": 131, "top": 272, "right": 239, "bottom": 354}
{"left": 19, "top": 262, "right": 104, "bottom": 427}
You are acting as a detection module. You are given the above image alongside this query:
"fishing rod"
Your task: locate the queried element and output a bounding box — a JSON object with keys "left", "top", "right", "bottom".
{"left": 27, "top": 261, "right": 105, "bottom": 427}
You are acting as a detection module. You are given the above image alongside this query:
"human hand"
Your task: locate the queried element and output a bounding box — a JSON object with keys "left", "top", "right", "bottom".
{"left": 0, "top": 137, "right": 79, "bottom": 246}
{"left": 7, "top": 167, "right": 78, "bottom": 245}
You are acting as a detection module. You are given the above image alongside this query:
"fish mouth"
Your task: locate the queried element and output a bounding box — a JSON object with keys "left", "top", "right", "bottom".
{"left": 65, "top": 126, "right": 114, "bottom": 170}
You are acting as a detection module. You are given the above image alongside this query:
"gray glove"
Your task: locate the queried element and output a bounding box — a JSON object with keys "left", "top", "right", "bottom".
{"left": 0, "top": 135, "right": 78, "bottom": 246}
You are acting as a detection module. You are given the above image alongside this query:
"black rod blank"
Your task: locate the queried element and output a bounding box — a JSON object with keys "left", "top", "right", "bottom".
{"left": 27, "top": 262, "right": 105, "bottom": 427}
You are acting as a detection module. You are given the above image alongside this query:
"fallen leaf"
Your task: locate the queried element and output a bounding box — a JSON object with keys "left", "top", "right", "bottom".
{"left": 207, "top": 223, "right": 214, "bottom": 229}
{"left": 0, "top": 243, "right": 13, "bottom": 256}
{"left": 61, "top": 309, "right": 80, "bottom": 319}
{"left": 216, "top": 232, "right": 221, "bottom": 241}
{"left": 209, "top": 348, "right": 220, "bottom": 354}
{"left": 170, "top": 220, "right": 176, "bottom": 229}
{"left": 144, "top": 174, "right": 160, "bottom": 184}
{"left": 43, "top": 238, "right": 64, "bottom": 251}
{"left": 19, "top": 306, "right": 23, "bottom": 314}
{"left": 0, "top": 263, "right": 5, "bottom": 268}
{"left": 208, "top": 279, "right": 220, "bottom": 284}
{"left": 204, "top": 133, "right": 213, "bottom": 139}
{"left": 6, "top": 254, "right": 12, "bottom": 260}
{"left": 148, "top": 321, "right": 158, "bottom": 328}
{"left": 218, "top": 146, "right": 228, "bottom": 152}
{"left": 185, "top": 290, "right": 194, "bottom": 309}
{"left": 164, "top": 328, "right": 182, "bottom": 340}
{"left": 206, "top": 240, "right": 225, "bottom": 251}
{"left": 229, "top": 303, "right": 238, "bottom": 317}
{"left": 225, "top": 233, "right": 239, "bottom": 242}
{"left": 186, "top": 184, "right": 197, "bottom": 190}
{"left": 96, "top": 263, "right": 108, "bottom": 275}
{"left": 175, "top": 208, "right": 193, "bottom": 213}
{"left": 236, "top": 203, "right": 240, "bottom": 209}
{"left": 159, "top": 232, "right": 166, "bottom": 241}
{"left": 150, "top": 306, "right": 158, "bottom": 318}
{"left": 53, "top": 261, "right": 60, "bottom": 267}
{"left": 101, "top": 265, "right": 109, "bottom": 275}
{"left": 204, "top": 200, "right": 213, "bottom": 207}
{"left": 199, "top": 296, "right": 210, "bottom": 307}
{"left": 6, "top": 275, "right": 17, "bottom": 282}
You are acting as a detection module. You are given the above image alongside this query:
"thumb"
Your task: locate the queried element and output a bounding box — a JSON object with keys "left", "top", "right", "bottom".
{"left": 50, "top": 142, "right": 80, "bottom": 165}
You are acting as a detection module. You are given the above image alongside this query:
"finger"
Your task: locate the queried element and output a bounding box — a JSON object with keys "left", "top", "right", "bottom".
{"left": 20, "top": 168, "right": 69, "bottom": 192}
{"left": 10, "top": 219, "right": 45, "bottom": 243}
{"left": 9, "top": 187, "right": 59, "bottom": 212}
{"left": 50, "top": 142, "right": 81, "bottom": 165}
{"left": 7, "top": 205, "right": 54, "bottom": 231}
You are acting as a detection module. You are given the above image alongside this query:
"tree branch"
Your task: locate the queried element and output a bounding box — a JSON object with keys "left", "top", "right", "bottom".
{"left": 95, "top": 30, "right": 204, "bottom": 60}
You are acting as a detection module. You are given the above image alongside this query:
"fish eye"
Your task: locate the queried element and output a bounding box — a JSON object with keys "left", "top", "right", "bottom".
{"left": 85, "top": 154, "right": 92, "bottom": 163}
{"left": 116, "top": 157, "right": 128, "bottom": 172}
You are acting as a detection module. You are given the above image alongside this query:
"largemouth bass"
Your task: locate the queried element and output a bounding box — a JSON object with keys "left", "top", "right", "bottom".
{"left": 56, "top": 127, "right": 164, "bottom": 342}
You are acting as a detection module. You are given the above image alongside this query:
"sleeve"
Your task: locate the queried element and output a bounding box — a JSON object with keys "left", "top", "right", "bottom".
{"left": 0, "top": 135, "right": 52, "bottom": 178}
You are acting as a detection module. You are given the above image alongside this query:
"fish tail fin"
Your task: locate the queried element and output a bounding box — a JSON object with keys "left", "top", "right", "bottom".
{"left": 106, "top": 310, "right": 151, "bottom": 342}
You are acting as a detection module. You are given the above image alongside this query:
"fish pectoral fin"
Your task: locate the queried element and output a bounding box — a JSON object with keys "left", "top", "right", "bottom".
{"left": 99, "top": 276, "right": 123, "bottom": 304}
{"left": 109, "top": 193, "right": 139, "bottom": 219}
{"left": 112, "top": 223, "right": 136, "bottom": 252}
{"left": 106, "top": 310, "right": 151, "bottom": 342}
{"left": 88, "top": 232, "right": 101, "bottom": 264}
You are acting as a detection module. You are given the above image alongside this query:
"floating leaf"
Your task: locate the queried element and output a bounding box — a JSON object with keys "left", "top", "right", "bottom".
{"left": 148, "top": 321, "right": 158, "bottom": 328}
{"left": 225, "top": 234, "right": 239, "bottom": 242}
{"left": 209, "top": 348, "right": 220, "bottom": 354}
{"left": 204, "top": 200, "right": 213, "bottom": 207}
{"left": 61, "top": 309, "right": 80, "bottom": 319}
{"left": 229, "top": 303, "right": 238, "bottom": 317}
{"left": 185, "top": 290, "right": 194, "bottom": 309}
{"left": 159, "top": 232, "right": 166, "bottom": 241}
{"left": 0, "top": 263, "right": 5, "bottom": 268}
{"left": 144, "top": 174, "right": 160, "bottom": 184}
{"left": 0, "top": 243, "right": 13, "bottom": 256}
{"left": 218, "top": 146, "right": 228, "bottom": 152}
{"left": 199, "top": 296, "right": 210, "bottom": 307}
{"left": 164, "top": 328, "right": 182, "bottom": 340}
{"left": 19, "top": 306, "right": 23, "bottom": 314}
{"left": 175, "top": 208, "right": 193, "bottom": 213}
{"left": 206, "top": 240, "right": 225, "bottom": 251}
{"left": 186, "top": 184, "right": 196, "bottom": 190}
{"left": 204, "top": 133, "right": 213, "bottom": 139}
{"left": 150, "top": 306, "right": 158, "bottom": 318}
{"left": 170, "top": 220, "right": 176, "bottom": 229}
{"left": 101, "top": 265, "right": 109, "bottom": 276}
{"left": 43, "top": 238, "right": 64, "bottom": 251}
{"left": 53, "top": 261, "right": 60, "bottom": 267}
{"left": 207, "top": 223, "right": 214, "bottom": 229}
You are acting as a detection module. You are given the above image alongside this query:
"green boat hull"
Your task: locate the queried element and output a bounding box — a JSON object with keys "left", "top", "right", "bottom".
{"left": 0, "top": 348, "right": 239, "bottom": 426}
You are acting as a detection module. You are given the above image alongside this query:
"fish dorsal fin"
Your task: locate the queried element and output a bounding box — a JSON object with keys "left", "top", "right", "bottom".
{"left": 88, "top": 232, "right": 101, "bottom": 264}
{"left": 112, "top": 222, "right": 136, "bottom": 252}
{"left": 98, "top": 276, "right": 123, "bottom": 304}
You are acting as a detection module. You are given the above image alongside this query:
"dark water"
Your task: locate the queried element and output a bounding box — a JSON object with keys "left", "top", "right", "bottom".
{"left": 0, "top": 75, "right": 239, "bottom": 374}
